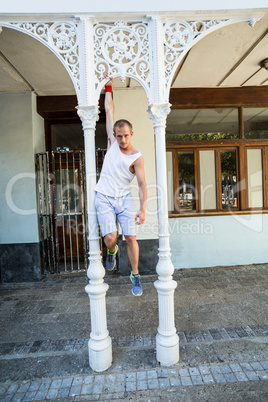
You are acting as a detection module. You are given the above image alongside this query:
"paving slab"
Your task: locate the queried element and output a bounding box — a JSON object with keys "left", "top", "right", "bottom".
{"left": 0, "top": 264, "right": 268, "bottom": 400}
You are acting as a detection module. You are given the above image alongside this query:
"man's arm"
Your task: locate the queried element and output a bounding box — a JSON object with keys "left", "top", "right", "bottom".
{"left": 134, "top": 156, "right": 147, "bottom": 225}
{"left": 104, "top": 77, "right": 116, "bottom": 149}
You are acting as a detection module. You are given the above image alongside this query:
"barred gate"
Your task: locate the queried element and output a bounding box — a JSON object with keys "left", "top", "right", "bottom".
{"left": 36, "top": 150, "right": 105, "bottom": 275}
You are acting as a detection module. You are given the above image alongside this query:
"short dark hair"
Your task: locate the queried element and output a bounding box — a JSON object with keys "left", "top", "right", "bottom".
{"left": 113, "top": 119, "right": 133, "bottom": 133}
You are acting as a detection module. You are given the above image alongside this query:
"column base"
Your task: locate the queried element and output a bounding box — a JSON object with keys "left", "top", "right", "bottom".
{"left": 88, "top": 336, "right": 112, "bottom": 372}
{"left": 156, "top": 333, "right": 180, "bottom": 366}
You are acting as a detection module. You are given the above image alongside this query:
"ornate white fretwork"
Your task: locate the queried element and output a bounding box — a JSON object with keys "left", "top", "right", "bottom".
{"left": 77, "top": 105, "right": 99, "bottom": 130}
{"left": 3, "top": 21, "right": 80, "bottom": 94}
{"left": 93, "top": 21, "right": 151, "bottom": 98}
{"left": 163, "top": 16, "right": 260, "bottom": 96}
{"left": 163, "top": 19, "right": 226, "bottom": 92}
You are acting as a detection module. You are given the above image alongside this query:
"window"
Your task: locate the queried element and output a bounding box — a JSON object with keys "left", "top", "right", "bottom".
{"left": 220, "top": 149, "right": 238, "bottom": 210}
{"left": 166, "top": 108, "right": 239, "bottom": 142}
{"left": 48, "top": 122, "right": 107, "bottom": 151}
{"left": 168, "top": 148, "right": 239, "bottom": 213}
{"left": 244, "top": 108, "right": 268, "bottom": 139}
{"left": 199, "top": 150, "right": 216, "bottom": 210}
{"left": 177, "top": 151, "right": 196, "bottom": 211}
{"left": 247, "top": 148, "right": 263, "bottom": 208}
{"left": 51, "top": 124, "right": 84, "bottom": 151}
{"left": 166, "top": 105, "right": 268, "bottom": 215}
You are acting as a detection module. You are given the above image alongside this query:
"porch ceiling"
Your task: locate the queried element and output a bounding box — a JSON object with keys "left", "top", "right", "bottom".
{"left": 0, "top": 13, "right": 267, "bottom": 97}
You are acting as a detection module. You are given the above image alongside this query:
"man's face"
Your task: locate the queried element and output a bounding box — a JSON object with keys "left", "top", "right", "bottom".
{"left": 113, "top": 124, "right": 133, "bottom": 149}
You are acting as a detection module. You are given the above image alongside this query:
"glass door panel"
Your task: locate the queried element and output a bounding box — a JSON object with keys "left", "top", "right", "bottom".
{"left": 220, "top": 149, "right": 238, "bottom": 209}
{"left": 177, "top": 151, "right": 196, "bottom": 211}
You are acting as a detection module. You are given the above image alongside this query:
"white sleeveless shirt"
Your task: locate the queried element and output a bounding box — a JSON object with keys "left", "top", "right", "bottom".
{"left": 95, "top": 141, "right": 142, "bottom": 197}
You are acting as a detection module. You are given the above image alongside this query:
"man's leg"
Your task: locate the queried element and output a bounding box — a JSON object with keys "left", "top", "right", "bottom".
{"left": 124, "top": 235, "right": 139, "bottom": 275}
{"left": 104, "top": 231, "right": 118, "bottom": 271}
{"left": 125, "top": 235, "right": 142, "bottom": 296}
{"left": 116, "top": 194, "right": 142, "bottom": 295}
{"left": 117, "top": 194, "right": 138, "bottom": 272}
{"left": 104, "top": 231, "right": 117, "bottom": 253}
{"left": 95, "top": 193, "right": 118, "bottom": 269}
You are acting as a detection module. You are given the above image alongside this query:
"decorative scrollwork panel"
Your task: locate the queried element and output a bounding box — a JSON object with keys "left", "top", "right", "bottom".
{"left": 5, "top": 21, "right": 80, "bottom": 93}
{"left": 94, "top": 21, "right": 151, "bottom": 97}
{"left": 163, "top": 19, "right": 227, "bottom": 92}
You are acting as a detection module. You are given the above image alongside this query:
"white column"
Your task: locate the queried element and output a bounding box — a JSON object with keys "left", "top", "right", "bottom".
{"left": 76, "top": 16, "right": 112, "bottom": 373}
{"left": 77, "top": 106, "right": 112, "bottom": 372}
{"left": 148, "top": 103, "right": 179, "bottom": 366}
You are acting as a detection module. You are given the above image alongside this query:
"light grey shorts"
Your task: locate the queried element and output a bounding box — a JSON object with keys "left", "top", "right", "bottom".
{"left": 95, "top": 192, "right": 136, "bottom": 237}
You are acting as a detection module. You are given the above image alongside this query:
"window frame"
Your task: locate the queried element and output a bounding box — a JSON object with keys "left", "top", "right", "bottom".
{"left": 168, "top": 146, "right": 241, "bottom": 214}
{"left": 166, "top": 100, "right": 268, "bottom": 217}
{"left": 245, "top": 145, "right": 268, "bottom": 211}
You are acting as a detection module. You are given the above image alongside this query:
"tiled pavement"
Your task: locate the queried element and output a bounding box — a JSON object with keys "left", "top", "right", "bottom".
{"left": 1, "top": 325, "right": 268, "bottom": 401}
{"left": 1, "top": 264, "right": 268, "bottom": 400}
{"left": 1, "top": 360, "right": 268, "bottom": 401}
{"left": 1, "top": 324, "right": 268, "bottom": 357}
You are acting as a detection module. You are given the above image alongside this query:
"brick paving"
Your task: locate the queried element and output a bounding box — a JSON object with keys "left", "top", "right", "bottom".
{"left": 1, "top": 326, "right": 268, "bottom": 400}
{"left": 1, "top": 264, "right": 268, "bottom": 400}
{"left": 0, "top": 360, "right": 267, "bottom": 401}
{"left": 1, "top": 324, "right": 268, "bottom": 358}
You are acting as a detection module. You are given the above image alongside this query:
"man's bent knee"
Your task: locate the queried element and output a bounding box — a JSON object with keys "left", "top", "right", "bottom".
{"left": 104, "top": 232, "right": 117, "bottom": 247}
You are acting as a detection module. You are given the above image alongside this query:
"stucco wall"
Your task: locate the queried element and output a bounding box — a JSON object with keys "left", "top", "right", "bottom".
{"left": 170, "top": 214, "right": 268, "bottom": 268}
{"left": 32, "top": 94, "right": 45, "bottom": 154}
{"left": 0, "top": 92, "right": 45, "bottom": 244}
{"left": 113, "top": 87, "right": 158, "bottom": 240}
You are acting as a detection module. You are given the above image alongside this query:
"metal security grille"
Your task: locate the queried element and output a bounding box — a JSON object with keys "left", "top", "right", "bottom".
{"left": 36, "top": 150, "right": 106, "bottom": 276}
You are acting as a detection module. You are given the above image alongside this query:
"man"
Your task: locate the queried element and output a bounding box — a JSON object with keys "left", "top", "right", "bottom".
{"left": 95, "top": 76, "right": 147, "bottom": 296}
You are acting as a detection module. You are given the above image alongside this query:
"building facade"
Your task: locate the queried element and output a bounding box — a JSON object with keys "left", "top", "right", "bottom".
{"left": 0, "top": 1, "right": 268, "bottom": 370}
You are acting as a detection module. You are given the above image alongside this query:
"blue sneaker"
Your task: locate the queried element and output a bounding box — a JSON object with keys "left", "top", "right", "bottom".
{"left": 130, "top": 272, "right": 143, "bottom": 296}
{"left": 106, "top": 245, "right": 118, "bottom": 271}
